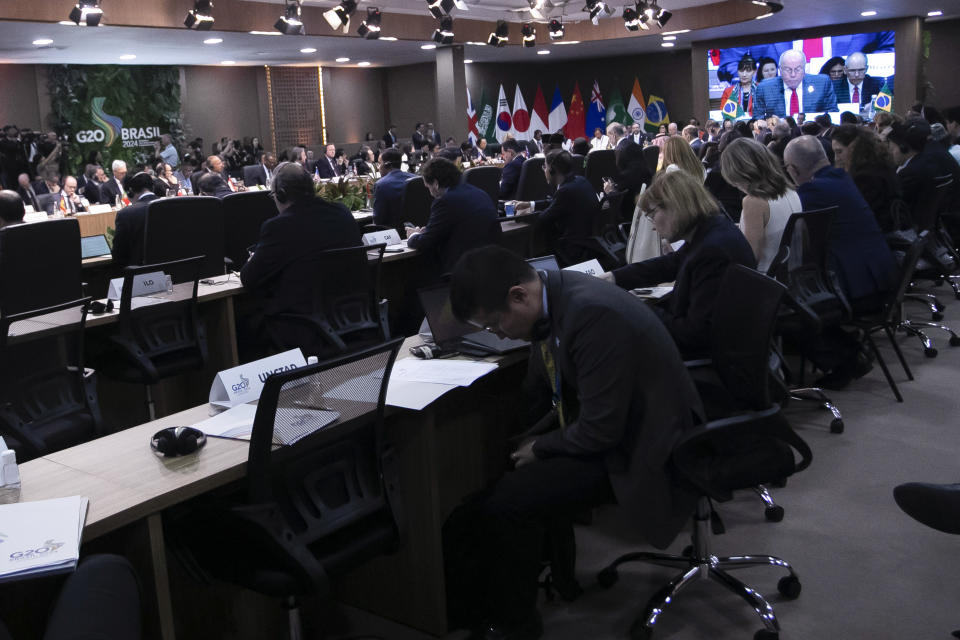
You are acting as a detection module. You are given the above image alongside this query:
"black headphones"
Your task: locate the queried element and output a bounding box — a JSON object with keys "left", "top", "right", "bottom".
{"left": 151, "top": 426, "right": 207, "bottom": 458}
{"left": 530, "top": 270, "right": 555, "bottom": 342}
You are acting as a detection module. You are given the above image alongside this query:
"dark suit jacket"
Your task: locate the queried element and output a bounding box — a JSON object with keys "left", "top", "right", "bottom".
{"left": 100, "top": 177, "right": 126, "bottom": 206}
{"left": 373, "top": 169, "right": 416, "bottom": 234}
{"left": 407, "top": 183, "right": 501, "bottom": 275}
{"left": 243, "top": 164, "right": 271, "bottom": 188}
{"left": 753, "top": 74, "right": 838, "bottom": 118}
{"left": 534, "top": 175, "right": 599, "bottom": 242}
{"left": 833, "top": 75, "right": 884, "bottom": 106}
{"left": 111, "top": 193, "right": 160, "bottom": 267}
{"left": 690, "top": 138, "right": 704, "bottom": 156}
{"left": 383, "top": 131, "right": 398, "bottom": 147}
{"left": 240, "top": 198, "right": 362, "bottom": 316}
{"left": 314, "top": 156, "right": 340, "bottom": 180}
{"left": 498, "top": 155, "right": 526, "bottom": 200}
{"left": 612, "top": 215, "right": 757, "bottom": 356}
{"left": 412, "top": 131, "right": 427, "bottom": 150}
{"left": 897, "top": 145, "right": 960, "bottom": 217}
{"left": 797, "top": 166, "right": 896, "bottom": 302}
{"left": 17, "top": 185, "right": 42, "bottom": 211}
{"left": 531, "top": 270, "right": 702, "bottom": 549}
{"left": 83, "top": 181, "right": 103, "bottom": 205}
{"left": 42, "top": 192, "right": 86, "bottom": 215}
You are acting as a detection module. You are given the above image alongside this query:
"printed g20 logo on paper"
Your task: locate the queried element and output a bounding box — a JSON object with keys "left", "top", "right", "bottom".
{"left": 8, "top": 539, "right": 65, "bottom": 561}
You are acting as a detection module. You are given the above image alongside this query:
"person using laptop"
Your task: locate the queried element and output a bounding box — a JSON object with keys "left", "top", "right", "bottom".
{"left": 443, "top": 245, "right": 701, "bottom": 639}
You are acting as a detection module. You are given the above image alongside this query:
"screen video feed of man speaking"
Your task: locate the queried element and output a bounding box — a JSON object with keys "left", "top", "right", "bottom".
{"left": 707, "top": 31, "right": 895, "bottom": 123}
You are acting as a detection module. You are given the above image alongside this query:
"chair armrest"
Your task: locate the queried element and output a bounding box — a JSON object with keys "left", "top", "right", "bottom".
{"left": 684, "top": 358, "right": 713, "bottom": 369}
{"left": 269, "top": 313, "right": 349, "bottom": 353}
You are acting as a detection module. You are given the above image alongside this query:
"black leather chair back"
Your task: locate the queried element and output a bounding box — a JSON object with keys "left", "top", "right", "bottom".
{"left": 242, "top": 164, "right": 263, "bottom": 187}
{"left": 585, "top": 149, "right": 616, "bottom": 193}
{"left": 569, "top": 154, "right": 586, "bottom": 177}
{"left": 222, "top": 190, "right": 279, "bottom": 269}
{"left": 400, "top": 177, "right": 433, "bottom": 228}
{"left": 461, "top": 166, "right": 501, "bottom": 207}
{"left": 516, "top": 157, "right": 550, "bottom": 201}
{"left": 642, "top": 145, "right": 661, "bottom": 175}
{"left": 913, "top": 174, "right": 954, "bottom": 232}
{"left": 0, "top": 218, "right": 83, "bottom": 317}
{"left": 143, "top": 196, "right": 225, "bottom": 280}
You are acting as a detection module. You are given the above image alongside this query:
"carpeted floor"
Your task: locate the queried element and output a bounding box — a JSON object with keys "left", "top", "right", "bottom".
{"left": 330, "top": 293, "right": 960, "bottom": 639}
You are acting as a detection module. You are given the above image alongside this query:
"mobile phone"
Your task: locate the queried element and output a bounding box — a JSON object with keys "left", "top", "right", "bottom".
{"left": 384, "top": 247, "right": 405, "bottom": 253}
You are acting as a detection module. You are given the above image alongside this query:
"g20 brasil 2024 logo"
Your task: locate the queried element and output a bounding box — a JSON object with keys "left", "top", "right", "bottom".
{"left": 75, "top": 97, "right": 162, "bottom": 149}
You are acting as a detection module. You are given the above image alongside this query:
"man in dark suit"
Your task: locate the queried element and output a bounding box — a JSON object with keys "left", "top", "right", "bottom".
{"left": 314, "top": 144, "right": 340, "bottom": 180}
{"left": 241, "top": 162, "right": 361, "bottom": 318}
{"left": 516, "top": 150, "right": 598, "bottom": 259}
{"left": 100, "top": 160, "right": 128, "bottom": 206}
{"left": 412, "top": 122, "right": 427, "bottom": 151}
{"left": 498, "top": 139, "right": 526, "bottom": 201}
{"left": 111, "top": 172, "right": 160, "bottom": 267}
{"left": 372, "top": 148, "right": 416, "bottom": 234}
{"left": 0, "top": 189, "right": 26, "bottom": 229}
{"left": 242, "top": 151, "right": 277, "bottom": 188}
{"left": 753, "top": 50, "right": 838, "bottom": 118}
{"left": 443, "top": 246, "right": 701, "bottom": 637}
{"left": 833, "top": 52, "right": 885, "bottom": 107}
{"left": 683, "top": 125, "right": 704, "bottom": 156}
{"left": 888, "top": 120, "right": 960, "bottom": 214}
{"left": 406, "top": 157, "right": 501, "bottom": 275}
{"left": 426, "top": 122, "right": 442, "bottom": 146}
{"left": 16, "top": 173, "right": 43, "bottom": 211}
{"left": 197, "top": 173, "right": 234, "bottom": 199}
{"left": 383, "top": 124, "right": 398, "bottom": 148}
{"left": 47, "top": 176, "right": 87, "bottom": 214}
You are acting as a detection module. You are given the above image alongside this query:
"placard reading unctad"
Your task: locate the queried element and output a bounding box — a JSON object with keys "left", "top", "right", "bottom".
{"left": 209, "top": 348, "right": 307, "bottom": 408}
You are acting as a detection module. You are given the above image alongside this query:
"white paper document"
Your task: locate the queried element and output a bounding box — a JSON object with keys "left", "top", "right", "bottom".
{"left": 632, "top": 286, "right": 674, "bottom": 300}
{"left": 385, "top": 378, "right": 458, "bottom": 410}
{"left": 0, "top": 496, "right": 89, "bottom": 583}
{"left": 389, "top": 359, "right": 497, "bottom": 387}
{"left": 194, "top": 402, "right": 258, "bottom": 440}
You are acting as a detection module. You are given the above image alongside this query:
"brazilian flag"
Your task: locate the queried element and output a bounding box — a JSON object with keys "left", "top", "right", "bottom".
{"left": 874, "top": 82, "right": 893, "bottom": 113}
{"left": 722, "top": 97, "right": 743, "bottom": 120}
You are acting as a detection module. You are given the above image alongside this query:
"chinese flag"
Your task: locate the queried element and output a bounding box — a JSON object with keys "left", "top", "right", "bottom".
{"left": 564, "top": 82, "right": 586, "bottom": 140}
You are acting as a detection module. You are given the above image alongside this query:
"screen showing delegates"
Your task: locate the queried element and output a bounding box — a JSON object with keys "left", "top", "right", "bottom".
{"left": 706, "top": 31, "right": 895, "bottom": 122}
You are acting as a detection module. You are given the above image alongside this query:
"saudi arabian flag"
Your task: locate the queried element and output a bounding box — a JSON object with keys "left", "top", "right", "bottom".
{"left": 476, "top": 87, "right": 496, "bottom": 142}
{"left": 874, "top": 82, "right": 893, "bottom": 113}
{"left": 606, "top": 85, "right": 632, "bottom": 126}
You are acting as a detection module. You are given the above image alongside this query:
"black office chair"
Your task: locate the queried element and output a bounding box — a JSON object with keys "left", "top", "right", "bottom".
{"left": 486, "top": 142, "right": 502, "bottom": 157}
{"left": 554, "top": 192, "right": 625, "bottom": 270}
{"left": 0, "top": 218, "right": 84, "bottom": 317}
{"left": 642, "top": 145, "right": 661, "bottom": 176}
{"left": 599, "top": 266, "right": 812, "bottom": 640}
{"left": 400, "top": 176, "right": 433, "bottom": 229}
{"left": 515, "top": 157, "right": 551, "bottom": 202}
{"left": 584, "top": 149, "right": 615, "bottom": 194}
{"left": 171, "top": 339, "right": 404, "bottom": 640}
{"left": 93, "top": 256, "right": 208, "bottom": 420}
{"left": 222, "top": 190, "right": 279, "bottom": 269}
{"left": 264, "top": 245, "right": 390, "bottom": 360}
{"left": 242, "top": 164, "right": 267, "bottom": 188}
{"left": 461, "top": 165, "right": 502, "bottom": 207}
{"left": 569, "top": 153, "right": 586, "bottom": 177}
{"left": 143, "top": 196, "right": 226, "bottom": 280}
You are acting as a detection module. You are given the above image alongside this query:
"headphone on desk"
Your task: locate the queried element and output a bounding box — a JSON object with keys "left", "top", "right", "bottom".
{"left": 150, "top": 426, "right": 207, "bottom": 458}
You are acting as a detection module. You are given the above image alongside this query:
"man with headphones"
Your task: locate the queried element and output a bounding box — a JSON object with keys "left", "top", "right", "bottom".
{"left": 110, "top": 171, "right": 161, "bottom": 268}
{"left": 443, "top": 245, "right": 701, "bottom": 639}
{"left": 515, "top": 149, "right": 599, "bottom": 262}
{"left": 240, "top": 161, "right": 361, "bottom": 327}
{"left": 372, "top": 148, "right": 416, "bottom": 235}
{"left": 888, "top": 119, "right": 960, "bottom": 213}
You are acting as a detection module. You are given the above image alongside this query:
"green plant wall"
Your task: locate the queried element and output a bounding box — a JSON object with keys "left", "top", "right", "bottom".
{"left": 47, "top": 65, "right": 184, "bottom": 176}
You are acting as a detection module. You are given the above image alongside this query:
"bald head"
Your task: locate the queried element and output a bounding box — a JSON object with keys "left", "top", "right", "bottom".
{"left": 0, "top": 190, "right": 26, "bottom": 227}
{"left": 779, "top": 50, "right": 807, "bottom": 90}
{"left": 784, "top": 135, "right": 829, "bottom": 185}
{"left": 844, "top": 52, "right": 868, "bottom": 88}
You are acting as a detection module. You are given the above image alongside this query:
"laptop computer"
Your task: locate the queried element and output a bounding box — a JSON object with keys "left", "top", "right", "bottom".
{"left": 527, "top": 255, "right": 560, "bottom": 272}
{"left": 418, "top": 283, "right": 529, "bottom": 356}
{"left": 80, "top": 235, "right": 111, "bottom": 259}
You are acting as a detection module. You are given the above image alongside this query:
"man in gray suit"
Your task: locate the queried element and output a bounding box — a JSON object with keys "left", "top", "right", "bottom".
{"left": 443, "top": 246, "right": 701, "bottom": 639}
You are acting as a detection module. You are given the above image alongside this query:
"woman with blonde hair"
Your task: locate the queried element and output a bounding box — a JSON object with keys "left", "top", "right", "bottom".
{"left": 660, "top": 136, "right": 706, "bottom": 182}
{"left": 720, "top": 137, "right": 802, "bottom": 272}
{"left": 606, "top": 169, "right": 756, "bottom": 356}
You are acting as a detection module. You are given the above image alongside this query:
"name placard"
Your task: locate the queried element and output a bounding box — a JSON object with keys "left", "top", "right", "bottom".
{"left": 362, "top": 229, "right": 402, "bottom": 247}
{"left": 208, "top": 348, "right": 307, "bottom": 408}
{"left": 106, "top": 271, "right": 169, "bottom": 300}
{"left": 563, "top": 259, "right": 605, "bottom": 277}
{"left": 86, "top": 204, "right": 113, "bottom": 214}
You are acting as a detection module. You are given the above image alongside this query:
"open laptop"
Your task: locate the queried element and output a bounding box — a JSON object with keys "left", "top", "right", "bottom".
{"left": 80, "top": 235, "right": 111, "bottom": 259}
{"left": 418, "top": 283, "right": 529, "bottom": 356}
{"left": 527, "top": 255, "right": 560, "bottom": 272}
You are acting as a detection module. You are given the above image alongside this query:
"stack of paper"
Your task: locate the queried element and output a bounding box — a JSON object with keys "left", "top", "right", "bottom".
{"left": 0, "top": 496, "right": 89, "bottom": 583}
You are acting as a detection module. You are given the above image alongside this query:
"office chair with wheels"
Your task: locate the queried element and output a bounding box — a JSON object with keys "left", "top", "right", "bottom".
{"left": 515, "top": 157, "right": 551, "bottom": 202}
{"left": 93, "top": 256, "right": 208, "bottom": 420}
{"left": 222, "top": 190, "right": 279, "bottom": 269}
{"left": 599, "top": 266, "right": 812, "bottom": 640}
{"left": 143, "top": 196, "right": 226, "bottom": 280}
{"left": 171, "top": 339, "right": 404, "bottom": 640}
{"left": 461, "top": 165, "right": 502, "bottom": 207}
{"left": 264, "top": 244, "right": 390, "bottom": 360}
{"left": 400, "top": 176, "right": 433, "bottom": 229}
{"left": 584, "top": 149, "right": 615, "bottom": 194}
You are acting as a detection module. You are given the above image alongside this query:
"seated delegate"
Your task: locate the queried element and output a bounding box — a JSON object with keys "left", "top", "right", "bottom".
{"left": 605, "top": 170, "right": 757, "bottom": 357}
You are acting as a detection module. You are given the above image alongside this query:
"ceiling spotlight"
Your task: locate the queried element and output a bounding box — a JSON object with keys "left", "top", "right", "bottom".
{"left": 276, "top": 0, "right": 305, "bottom": 35}
{"left": 548, "top": 18, "right": 565, "bottom": 39}
{"left": 749, "top": 0, "right": 784, "bottom": 12}
{"left": 357, "top": 7, "right": 382, "bottom": 39}
{"left": 184, "top": 0, "right": 214, "bottom": 30}
{"left": 324, "top": 0, "right": 357, "bottom": 31}
{"left": 432, "top": 15, "right": 454, "bottom": 45}
{"left": 528, "top": 0, "right": 546, "bottom": 19}
{"left": 69, "top": 1, "right": 103, "bottom": 26}
{"left": 521, "top": 22, "right": 536, "bottom": 47}
{"left": 928, "top": 10, "right": 943, "bottom": 17}
{"left": 487, "top": 19, "right": 508, "bottom": 47}
{"left": 622, "top": 6, "right": 640, "bottom": 30}
{"left": 427, "top": 0, "right": 456, "bottom": 19}
{"left": 585, "top": 0, "right": 610, "bottom": 25}
{"left": 638, "top": 1, "right": 671, "bottom": 27}
{"left": 358, "top": 61, "right": 371, "bottom": 66}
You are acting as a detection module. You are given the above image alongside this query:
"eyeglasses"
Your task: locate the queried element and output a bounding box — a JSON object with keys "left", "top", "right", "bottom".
{"left": 781, "top": 65, "right": 804, "bottom": 75}
{"left": 467, "top": 317, "right": 499, "bottom": 333}
{"left": 845, "top": 67, "right": 866, "bottom": 75}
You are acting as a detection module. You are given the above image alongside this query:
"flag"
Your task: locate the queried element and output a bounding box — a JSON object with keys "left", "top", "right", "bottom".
{"left": 627, "top": 77, "right": 647, "bottom": 130}
{"left": 645, "top": 95, "right": 670, "bottom": 133}
{"left": 529, "top": 84, "right": 550, "bottom": 137}
{"left": 605, "top": 85, "right": 632, "bottom": 126}
{"left": 564, "top": 82, "right": 586, "bottom": 140}
{"left": 722, "top": 96, "right": 744, "bottom": 120}
{"left": 585, "top": 80, "right": 606, "bottom": 138}
{"left": 466, "top": 86, "right": 479, "bottom": 144}
{"left": 477, "top": 87, "right": 496, "bottom": 142}
{"left": 548, "top": 84, "right": 567, "bottom": 134}
{"left": 495, "top": 84, "right": 512, "bottom": 142}
{"left": 874, "top": 82, "right": 893, "bottom": 113}
{"left": 512, "top": 84, "right": 531, "bottom": 141}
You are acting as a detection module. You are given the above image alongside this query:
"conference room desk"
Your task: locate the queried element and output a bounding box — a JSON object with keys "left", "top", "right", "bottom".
{"left": 74, "top": 207, "right": 117, "bottom": 238}
{"left": 2, "top": 335, "right": 530, "bottom": 639}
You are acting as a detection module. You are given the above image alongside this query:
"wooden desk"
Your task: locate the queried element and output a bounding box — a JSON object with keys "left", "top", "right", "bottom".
{"left": 75, "top": 208, "right": 117, "bottom": 238}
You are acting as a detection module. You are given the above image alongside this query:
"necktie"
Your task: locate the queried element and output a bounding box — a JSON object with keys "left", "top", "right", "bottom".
{"left": 329, "top": 158, "right": 337, "bottom": 175}
{"left": 790, "top": 89, "right": 799, "bottom": 116}
{"left": 852, "top": 85, "right": 860, "bottom": 104}
{"left": 539, "top": 342, "right": 565, "bottom": 429}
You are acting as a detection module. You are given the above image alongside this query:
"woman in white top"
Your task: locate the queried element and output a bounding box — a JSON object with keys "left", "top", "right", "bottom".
{"left": 720, "top": 137, "right": 802, "bottom": 273}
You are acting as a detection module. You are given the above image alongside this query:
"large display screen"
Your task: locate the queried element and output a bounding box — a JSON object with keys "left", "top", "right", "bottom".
{"left": 706, "top": 31, "right": 895, "bottom": 122}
